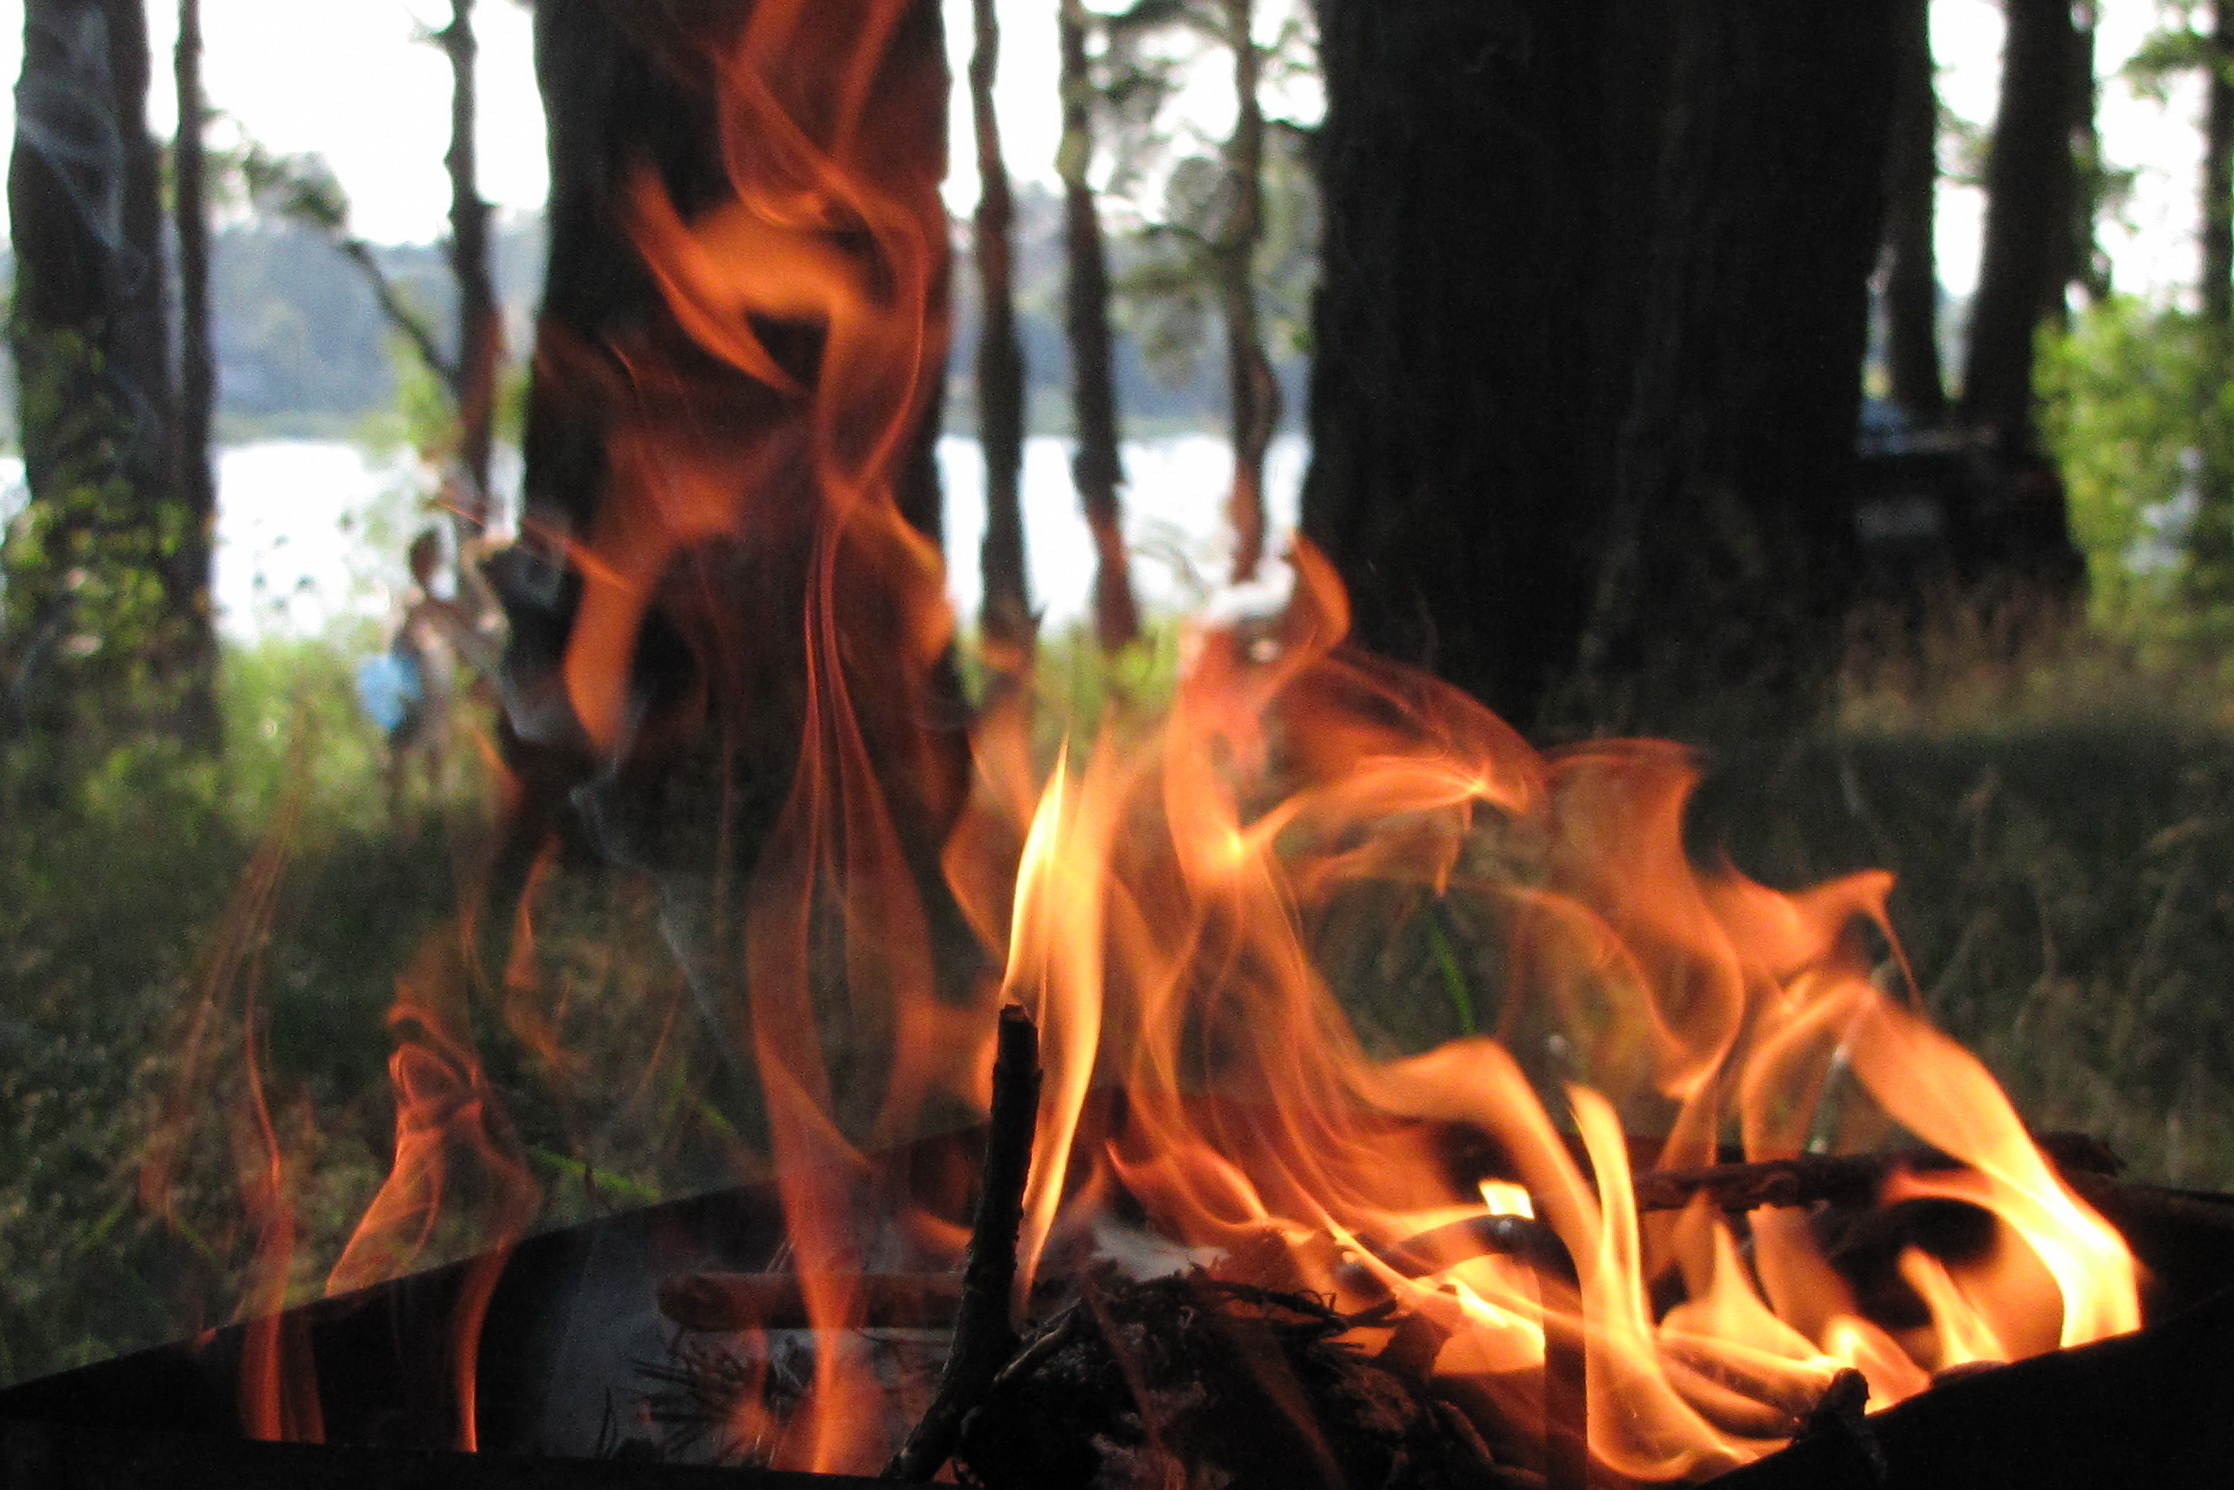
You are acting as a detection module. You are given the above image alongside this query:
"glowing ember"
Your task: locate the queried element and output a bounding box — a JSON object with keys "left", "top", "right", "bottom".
{"left": 146, "top": 3, "right": 2143, "bottom": 1483}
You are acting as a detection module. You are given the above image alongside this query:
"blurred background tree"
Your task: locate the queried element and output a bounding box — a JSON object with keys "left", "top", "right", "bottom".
{"left": 2, "top": 0, "right": 208, "bottom": 773}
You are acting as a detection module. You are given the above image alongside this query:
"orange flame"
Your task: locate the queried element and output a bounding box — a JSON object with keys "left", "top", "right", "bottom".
{"left": 139, "top": 747, "right": 327, "bottom": 1444}
{"left": 162, "top": 3, "right": 2142, "bottom": 1480}
{"left": 944, "top": 551, "right": 2141, "bottom": 1478}
{"left": 324, "top": 936, "right": 538, "bottom": 1451}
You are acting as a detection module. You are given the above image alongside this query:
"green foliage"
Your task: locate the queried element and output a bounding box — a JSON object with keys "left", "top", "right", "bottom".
{"left": 2123, "top": 13, "right": 2230, "bottom": 103}
{"left": 356, "top": 328, "right": 459, "bottom": 455}
{"left": 358, "top": 329, "right": 531, "bottom": 460}
{"left": 1, "top": 328, "right": 201, "bottom": 767}
{"left": 1120, "top": 120, "right": 1320, "bottom": 387}
{"left": 0, "top": 633, "right": 421, "bottom": 1384}
{"left": 2039, "top": 295, "right": 2234, "bottom": 649}
{"left": 1098, "top": 0, "right": 1321, "bottom": 385}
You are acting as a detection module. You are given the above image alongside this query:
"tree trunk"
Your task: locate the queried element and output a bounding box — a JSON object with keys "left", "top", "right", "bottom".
{"left": 1960, "top": 0, "right": 2078, "bottom": 441}
{"left": 443, "top": 0, "right": 502, "bottom": 544}
{"left": 2204, "top": 2, "right": 2232, "bottom": 333}
{"left": 1302, "top": 0, "right": 1666, "bottom": 731}
{"left": 1575, "top": 0, "right": 1899, "bottom": 737}
{"left": 1882, "top": 0, "right": 1945, "bottom": 421}
{"left": 2191, "top": 0, "right": 2234, "bottom": 599}
{"left": 506, "top": 0, "right": 972, "bottom": 1134}
{"left": 1219, "top": 0, "right": 1277, "bottom": 586}
{"left": 1305, "top": 0, "right": 1897, "bottom": 738}
{"left": 3, "top": 0, "right": 178, "bottom": 751}
{"left": 969, "top": 0, "right": 1032, "bottom": 657}
{"left": 2067, "top": 3, "right": 2109, "bottom": 304}
{"left": 1058, "top": 0, "right": 1140, "bottom": 652}
{"left": 170, "top": 0, "right": 220, "bottom": 747}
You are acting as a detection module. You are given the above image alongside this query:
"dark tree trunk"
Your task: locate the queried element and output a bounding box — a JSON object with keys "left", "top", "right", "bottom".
{"left": 969, "top": 0, "right": 1032, "bottom": 656}
{"left": 1882, "top": 0, "right": 1945, "bottom": 421}
{"left": 3, "top": 0, "right": 179, "bottom": 748}
{"left": 1304, "top": 0, "right": 1897, "bottom": 739}
{"left": 2203, "top": 2, "right": 2232, "bottom": 334}
{"left": 505, "top": 0, "right": 972, "bottom": 1127}
{"left": 2191, "top": 0, "right": 2234, "bottom": 596}
{"left": 1303, "top": 0, "right": 1670, "bottom": 731}
{"left": 1218, "top": 0, "right": 1277, "bottom": 586}
{"left": 1960, "top": 0, "right": 2078, "bottom": 440}
{"left": 1576, "top": 0, "right": 1899, "bottom": 736}
{"left": 170, "top": 0, "right": 220, "bottom": 747}
{"left": 443, "top": 0, "right": 502, "bottom": 543}
{"left": 1058, "top": 0, "right": 1140, "bottom": 652}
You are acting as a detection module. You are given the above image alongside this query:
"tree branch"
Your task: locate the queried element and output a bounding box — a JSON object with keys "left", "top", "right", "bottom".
{"left": 335, "top": 239, "right": 460, "bottom": 392}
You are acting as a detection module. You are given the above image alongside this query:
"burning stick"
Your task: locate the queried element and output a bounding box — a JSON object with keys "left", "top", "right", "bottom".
{"left": 883, "top": 1005, "right": 1042, "bottom": 1482}
{"left": 1628, "top": 1131, "right": 2121, "bottom": 1215}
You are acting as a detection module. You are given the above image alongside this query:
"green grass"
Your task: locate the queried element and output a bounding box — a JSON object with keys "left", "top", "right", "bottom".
{"left": 0, "top": 639, "right": 448, "bottom": 1383}
{"left": 1689, "top": 724, "right": 2234, "bottom": 1192}
{"left": 0, "top": 632, "right": 764, "bottom": 1388}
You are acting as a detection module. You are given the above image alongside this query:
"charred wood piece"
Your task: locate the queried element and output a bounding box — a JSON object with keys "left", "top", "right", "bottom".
{"left": 954, "top": 1271, "right": 1527, "bottom": 1490}
{"left": 1367, "top": 1214, "right": 1586, "bottom": 1490}
{"left": 1629, "top": 1131, "right": 2121, "bottom": 1215}
{"left": 1789, "top": 1368, "right": 1886, "bottom": 1485}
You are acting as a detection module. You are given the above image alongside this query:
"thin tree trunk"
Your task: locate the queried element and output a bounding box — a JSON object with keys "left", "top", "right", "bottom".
{"left": 2204, "top": 2, "right": 2232, "bottom": 332}
{"left": 2068, "top": 3, "right": 2109, "bottom": 304}
{"left": 2191, "top": 0, "right": 2234, "bottom": 597}
{"left": 167, "top": 0, "right": 220, "bottom": 745}
{"left": 1219, "top": 0, "right": 1277, "bottom": 585}
{"left": 1960, "top": 0, "right": 2078, "bottom": 441}
{"left": 1058, "top": 0, "right": 1139, "bottom": 652}
{"left": 4, "top": 0, "right": 178, "bottom": 750}
{"left": 1883, "top": 0, "right": 1945, "bottom": 421}
{"left": 969, "top": 0, "right": 1032, "bottom": 656}
{"left": 443, "top": 0, "right": 502, "bottom": 547}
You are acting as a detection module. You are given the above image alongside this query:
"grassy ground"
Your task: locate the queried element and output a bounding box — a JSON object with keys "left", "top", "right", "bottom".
{"left": 0, "top": 643, "right": 450, "bottom": 1384}
{"left": 5, "top": 622, "right": 2234, "bottom": 1390}
{"left": 1694, "top": 725, "right": 2234, "bottom": 1191}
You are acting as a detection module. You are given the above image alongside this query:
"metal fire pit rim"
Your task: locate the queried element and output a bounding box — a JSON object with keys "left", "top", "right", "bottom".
{"left": 0, "top": 1416, "right": 933, "bottom": 1490}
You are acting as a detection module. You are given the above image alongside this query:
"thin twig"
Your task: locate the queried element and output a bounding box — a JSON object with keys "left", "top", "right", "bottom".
{"left": 883, "top": 1005, "right": 1041, "bottom": 1481}
{"left": 1629, "top": 1131, "right": 2120, "bottom": 1215}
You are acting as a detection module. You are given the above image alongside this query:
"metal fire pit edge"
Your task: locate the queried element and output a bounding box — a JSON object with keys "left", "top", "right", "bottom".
{"left": 1705, "top": 1285, "right": 2234, "bottom": 1490}
{"left": 0, "top": 1418, "right": 917, "bottom": 1490}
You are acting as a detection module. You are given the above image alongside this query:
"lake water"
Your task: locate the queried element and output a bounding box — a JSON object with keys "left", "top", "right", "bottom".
{"left": 0, "top": 434, "right": 1304, "bottom": 642}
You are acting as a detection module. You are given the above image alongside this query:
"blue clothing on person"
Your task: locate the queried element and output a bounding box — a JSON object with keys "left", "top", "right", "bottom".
{"left": 354, "top": 650, "right": 426, "bottom": 736}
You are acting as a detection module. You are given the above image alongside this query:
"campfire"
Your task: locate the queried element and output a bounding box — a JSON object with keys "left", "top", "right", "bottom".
{"left": 7, "top": 4, "right": 2234, "bottom": 1490}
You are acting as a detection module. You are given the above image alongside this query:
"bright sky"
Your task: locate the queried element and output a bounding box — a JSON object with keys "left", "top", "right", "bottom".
{"left": 0, "top": 0, "right": 2214, "bottom": 300}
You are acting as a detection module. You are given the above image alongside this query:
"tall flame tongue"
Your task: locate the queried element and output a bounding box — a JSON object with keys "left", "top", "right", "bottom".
{"left": 598, "top": 0, "right": 967, "bottom": 1471}
{"left": 553, "top": 7, "right": 2149, "bottom": 1484}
